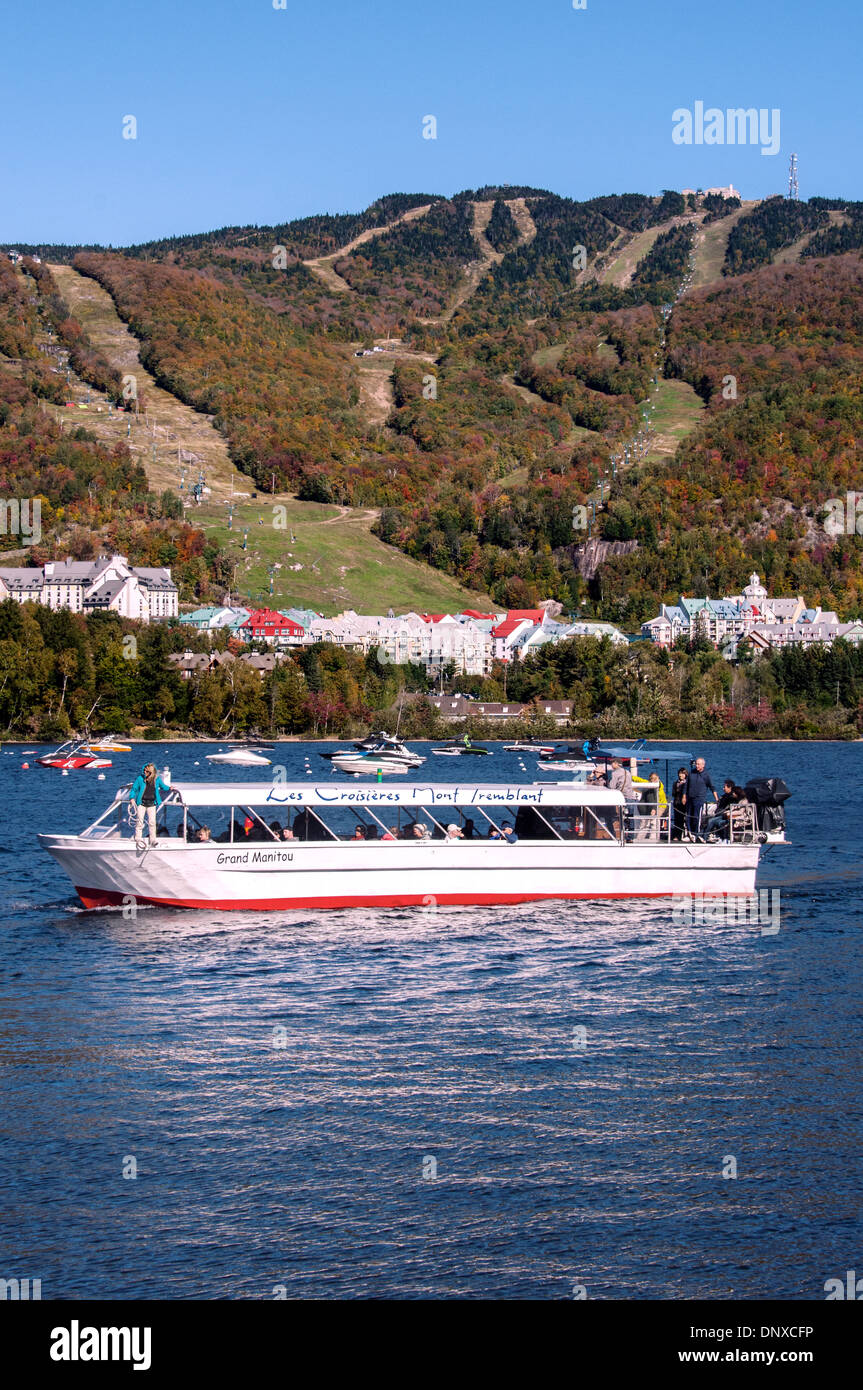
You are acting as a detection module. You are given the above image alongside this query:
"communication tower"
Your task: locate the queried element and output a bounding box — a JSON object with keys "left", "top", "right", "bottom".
{"left": 788, "top": 153, "right": 799, "bottom": 200}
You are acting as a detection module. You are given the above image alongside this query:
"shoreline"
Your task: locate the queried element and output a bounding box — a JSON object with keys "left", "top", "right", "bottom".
{"left": 6, "top": 736, "right": 862, "bottom": 746}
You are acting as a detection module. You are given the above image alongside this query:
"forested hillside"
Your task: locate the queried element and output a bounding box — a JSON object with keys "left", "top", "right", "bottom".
{"left": 0, "top": 259, "right": 230, "bottom": 598}
{"left": 7, "top": 182, "right": 861, "bottom": 623}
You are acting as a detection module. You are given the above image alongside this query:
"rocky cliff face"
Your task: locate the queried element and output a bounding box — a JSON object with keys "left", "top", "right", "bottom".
{"left": 560, "top": 538, "right": 639, "bottom": 581}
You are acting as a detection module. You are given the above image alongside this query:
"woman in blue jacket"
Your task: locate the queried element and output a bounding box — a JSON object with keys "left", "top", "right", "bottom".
{"left": 130, "top": 763, "right": 171, "bottom": 849}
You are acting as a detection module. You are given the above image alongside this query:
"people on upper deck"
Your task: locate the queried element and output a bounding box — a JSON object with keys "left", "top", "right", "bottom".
{"left": 463, "top": 818, "right": 477, "bottom": 839}
{"left": 703, "top": 783, "right": 748, "bottom": 840}
{"left": 671, "top": 767, "right": 688, "bottom": 841}
{"left": 633, "top": 771, "right": 667, "bottom": 840}
{"left": 500, "top": 821, "right": 518, "bottom": 844}
{"left": 411, "top": 822, "right": 431, "bottom": 841}
{"left": 130, "top": 762, "right": 171, "bottom": 851}
{"left": 684, "top": 757, "right": 717, "bottom": 840}
{"left": 445, "top": 823, "right": 464, "bottom": 841}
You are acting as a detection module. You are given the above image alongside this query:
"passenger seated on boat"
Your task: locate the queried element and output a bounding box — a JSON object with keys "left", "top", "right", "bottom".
{"left": 725, "top": 790, "right": 755, "bottom": 841}
{"left": 463, "top": 818, "right": 477, "bottom": 839}
{"left": 487, "top": 826, "right": 502, "bottom": 840}
{"left": 364, "top": 824, "right": 379, "bottom": 840}
{"left": 195, "top": 826, "right": 211, "bottom": 843}
{"left": 280, "top": 826, "right": 295, "bottom": 841}
{"left": 706, "top": 785, "right": 750, "bottom": 840}
{"left": 445, "top": 823, "right": 464, "bottom": 841}
{"left": 350, "top": 826, "right": 365, "bottom": 841}
{"left": 501, "top": 821, "right": 518, "bottom": 844}
{"left": 702, "top": 781, "right": 736, "bottom": 839}
{"left": 382, "top": 825, "right": 398, "bottom": 841}
{"left": 411, "top": 822, "right": 431, "bottom": 841}
{"left": 269, "top": 820, "right": 283, "bottom": 838}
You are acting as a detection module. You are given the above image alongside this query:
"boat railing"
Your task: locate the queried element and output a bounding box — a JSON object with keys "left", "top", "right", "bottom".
{"left": 71, "top": 787, "right": 769, "bottom": 849}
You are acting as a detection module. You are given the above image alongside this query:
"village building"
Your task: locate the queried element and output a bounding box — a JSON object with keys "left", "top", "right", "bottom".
{"left": 0, "top": 554, "right": 178, "bottom": 623}
{"left": 642, "top": 574, "right": 863, "bottom": 653}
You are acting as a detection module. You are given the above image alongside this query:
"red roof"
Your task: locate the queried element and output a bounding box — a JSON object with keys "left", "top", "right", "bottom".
{"left": 241, "top": 608, "right": 304, "bottom": 635}
{"left": 492, "top": 617, "right": 528, "bottom": 639}
{"left": 506, "top": 609, "right": 545, "bottom": 623}
{"left": 460, "top": 609, "right": 497, "bottom": 620}
{"left": 418, "top": 613, "right": 447, "bottom": 623}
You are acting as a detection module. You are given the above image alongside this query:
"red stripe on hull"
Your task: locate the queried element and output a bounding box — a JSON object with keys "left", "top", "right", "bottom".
{"left": 75, "top": 885, "right": 685, "bottom": 911}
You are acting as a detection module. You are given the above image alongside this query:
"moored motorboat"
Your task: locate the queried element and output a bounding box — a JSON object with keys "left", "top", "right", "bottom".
{"left": 83, "top": 735, "right": 132, "bottom": 753}
{"left": 206, "top": 749, "right": 272, "bottom": 766}
{"left": 503, "top": 741, "right": 555, "bottom": 755}
{"left": 37, "top": 740, "right": 113, "bottom": 770}
{"left": 321, "top": 734, "right": 424, "bottom": 775}
{"left": 431, "top": 739, "right": 491, "bottom": 757}
{"left": 39, "top": 777, "right": 786, "bottom": 912}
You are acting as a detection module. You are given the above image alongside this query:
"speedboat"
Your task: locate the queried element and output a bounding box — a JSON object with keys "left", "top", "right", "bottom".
{"left": 83, "top": 735, "right": 132, "bottom": 753}
{"left": 503, "top": 741, "right": 555, "bottom": 754}
{"left": 538, "top": 744, "right": 595, "bottom": 775}
{"left": 206, "top": 749, "right": 272, "bottom": 766}
{"left": 321, "top": 735, "right": 424, "bottom": 774}
{"left": 430, "top": 740, "right": 491, "bottom": 757}
{"left": 37, "top": 740, "right": 113, "bottom": 770}
{"left": 39, "top": 776, "right": 784, "bottom": 912}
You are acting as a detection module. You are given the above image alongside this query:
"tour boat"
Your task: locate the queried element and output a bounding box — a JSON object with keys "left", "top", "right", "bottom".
{"left": 38, "top": 778, "right": 785, "bottom": 912}
{"left": 37, "top": 740, "right": 113, "bottom": 770}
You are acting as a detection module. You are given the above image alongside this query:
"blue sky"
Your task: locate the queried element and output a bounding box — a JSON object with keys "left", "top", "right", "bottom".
{"left": 3, "top": 0, "right": 860, "bottom": 244}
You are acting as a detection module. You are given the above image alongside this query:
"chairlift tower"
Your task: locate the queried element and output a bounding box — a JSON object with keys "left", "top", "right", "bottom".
{"left": 788, "top": 153, "right": 799, "bottom": 201}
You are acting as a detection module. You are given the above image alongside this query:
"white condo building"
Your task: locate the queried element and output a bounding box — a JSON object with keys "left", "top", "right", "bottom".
{"left": 0, "top": 554, "right": 179, "bottom": 623}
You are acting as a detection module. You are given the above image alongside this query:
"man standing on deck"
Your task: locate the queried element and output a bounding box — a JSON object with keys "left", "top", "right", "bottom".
{"left": 684, "top": 757, "right": 716, "bottom": 841}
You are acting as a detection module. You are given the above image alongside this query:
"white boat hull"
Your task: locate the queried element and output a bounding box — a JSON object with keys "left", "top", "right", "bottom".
{"left": 328, "top": 758, "right": 419, "bottom": 774}
{"left": 39, "top": 834, "right": 761, "bottom": 912}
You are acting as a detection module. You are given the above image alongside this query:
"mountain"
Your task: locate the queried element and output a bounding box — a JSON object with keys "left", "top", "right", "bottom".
{"left": 4, "top": 187, "right": 862, "bottom": 621}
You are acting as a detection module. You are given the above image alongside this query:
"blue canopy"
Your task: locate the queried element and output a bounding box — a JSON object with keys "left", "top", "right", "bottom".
{"left": 593, "top": 743, "right": 694, "bottom": 763}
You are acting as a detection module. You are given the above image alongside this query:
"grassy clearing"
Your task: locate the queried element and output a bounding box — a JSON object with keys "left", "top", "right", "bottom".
{"left": 49, "top": 265, "right": 236, "bottom": 498}
{"left": 598, "top": 223, "right": 666, "bottom": 288}
{"left": 47, "top": 264, "right": 496, "bottom": 614}
{"left": 643, "top": 379, "right": 705, "bottom": 463}
{"left": 496, "top": 465, "right": 529, "bottom": 489}
{"left": 194, "top": 496, "right": 494, "bottom": 614}
{"left": 689, "top": 203, "right": 756, "bottom": 289}
{"left": 531, "top": 343, "right": 566, "bottom": 368}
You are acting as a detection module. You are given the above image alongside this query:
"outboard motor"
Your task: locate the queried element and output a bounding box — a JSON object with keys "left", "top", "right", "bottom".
{"left": 743, "top": 777, "right": 791, "bottom": 833}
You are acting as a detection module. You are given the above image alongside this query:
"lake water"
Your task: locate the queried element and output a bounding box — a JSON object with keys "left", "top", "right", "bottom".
{"left": 1, "top": 740, "right": 860, "bottom": 1300}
